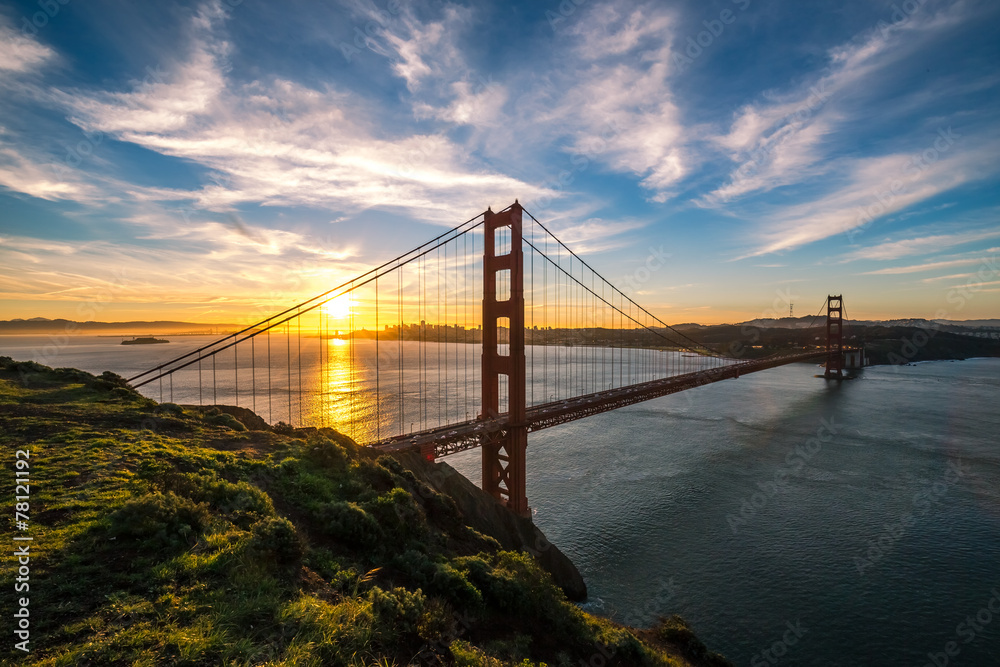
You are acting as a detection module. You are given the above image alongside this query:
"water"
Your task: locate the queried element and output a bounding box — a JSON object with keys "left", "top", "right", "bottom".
{"left": 445, "top": 358, "right": 1000, "bottom": 666}
{"left": 2, "top": 336, "right": 998, "bottom": 665}
{"left": 0, "top": 334, "right": 724, "bottom": 443}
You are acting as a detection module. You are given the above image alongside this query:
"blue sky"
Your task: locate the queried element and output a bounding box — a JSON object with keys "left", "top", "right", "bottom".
{"left": 0, "top": 0, "right": 998, "bottom": 324}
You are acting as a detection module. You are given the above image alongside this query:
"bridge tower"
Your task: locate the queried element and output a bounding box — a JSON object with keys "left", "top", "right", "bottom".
{"left": 825, "top": 295, "right": 844, "bottom": 380}
{"left": 480, "top": 202, "right": 530, "bottom": 517}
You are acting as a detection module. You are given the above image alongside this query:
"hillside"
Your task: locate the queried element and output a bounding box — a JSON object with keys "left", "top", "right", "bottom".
{"left": 674, "top": 323, "right": 1000, "bottom": 363}
{"left": 0, "top": 357, "right": 731, "bottom": 666}
{"left": 0, "top": 319, "right": 239, "bottom": 335}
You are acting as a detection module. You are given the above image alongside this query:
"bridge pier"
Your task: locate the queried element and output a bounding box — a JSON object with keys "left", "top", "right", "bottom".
{"left": 481, "top": 203, "right": 530, "bottom": 517}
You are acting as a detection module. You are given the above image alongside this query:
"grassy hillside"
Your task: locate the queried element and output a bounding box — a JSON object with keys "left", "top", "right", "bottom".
{"left": 0, "top": 358, "right": 731, "bottom": 667}
{"left": 679, "top": 323, "right": 1000, "bottom": 362}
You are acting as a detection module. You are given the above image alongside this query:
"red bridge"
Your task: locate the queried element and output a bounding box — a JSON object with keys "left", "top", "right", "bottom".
{"left": 129, "top": 202, "right": 847, "bottom": 517}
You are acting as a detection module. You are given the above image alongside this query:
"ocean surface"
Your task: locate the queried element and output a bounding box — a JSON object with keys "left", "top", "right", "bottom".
{"left": 2, "top": 335, "right": 998, "bottom": 666}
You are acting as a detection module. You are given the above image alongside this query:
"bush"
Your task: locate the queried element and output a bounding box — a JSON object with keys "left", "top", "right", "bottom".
{"left": 394, "top": 550, "right": 482, "bottom": 607}
{"left": 654, "top": 615, "right": 733, "bottom": 665}
{"left": 108, "top": 492, "right": 211, "bottom": 551}
{"left": 362, "top": 487, "right": 426, "bottom": 547}
{"left": 207, "top": 412, "right": 247, "bottom": 431}
{"left": 249, "top": 517, "right": 303, "bottom": 564}
{"left": 317, "top": 500, "right": 382, "bottom": 548}
{"left": 304, "top": 435, "right": 349, "bottom": 470}
{"left": 92, "top": 371, "right": 132, "bottom": 391}
{"left": 273, "top": 421, "right": 295, "bottom": 435}
{"left": 368, "top": 585, "right": 425, "bottom": 634}
{"left": 162, "top": 472, "right": 275, "bottom": 528}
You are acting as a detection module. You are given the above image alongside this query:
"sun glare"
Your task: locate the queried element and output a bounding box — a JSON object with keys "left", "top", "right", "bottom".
{"left": 323, "top": 295, "right": 353, "bottom": 319}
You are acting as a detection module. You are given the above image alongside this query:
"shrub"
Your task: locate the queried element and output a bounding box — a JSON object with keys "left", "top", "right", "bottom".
{"left": 363, "top": 487, "right": 425, "bottom": 547}
{"left": 273, "top": 421, "right": 295, "bottom": 435}
{"left": 249, "top": 517, "right": 303, "bottom": 565}
{"left": 162, "top": 472, "right": 276, "bottom": 528}
{"left": 317, "top": 500, "right": 382, "bottom": 548}
{"left": 207, "top": 412, "right": 247, "bottom": 431}
{"left": 654, "top": 615, "right": 734, "bottom": 665}
{"left": 368, "top": 585, "right": 426, "bottom": 634}
{"left": 394, "top": 550, "right": 482, "bottom": 607}
{"left": 108, "top": 492, "right": 211, "bottom": 551}
{"left": 304, "top": 434, "right": 349, "bottom": 470}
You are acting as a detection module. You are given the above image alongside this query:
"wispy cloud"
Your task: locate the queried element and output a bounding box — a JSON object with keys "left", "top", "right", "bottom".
{"left": 47, "top": 2, "right": 550, "bottom": 224}
{"left": 704, "top": 0, "right": 973, "bottom": 206}
{"left": 558, "top": 2, "right": 687, "bottom": 201}
{"left": 864, "top": 256, "right": 988, "bottom": 275}
{"left": 737, "top": 133, "right": 1000, "bottom": 258}
{"left": 844, "top": 227, "right": 1000, "bottom": 262}
{"left": 0, "top": 19, "right": 56, "bottom": 74}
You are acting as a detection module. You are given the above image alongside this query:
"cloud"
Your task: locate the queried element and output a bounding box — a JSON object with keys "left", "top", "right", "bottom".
{"left": 48, "top": 3, "right": 551, "bottom": 224}
{"left": 703, "top": 0, "right": 975, "bottom": 206}
{"left": 844, "top": 227, "right": 1000, "bottom": 262}
{"left": 558, "top": 2, "right": 687, "bottom": 200}
{"left": 0, "top": 144, "right": 101, "bottom": 202}
{"left": 0, "top": 19, "right": 56, "bottom": 73}
{"left": 389, "top": 0, "right": 688, "bottom": 204}
{"left": 863, "top": 256, "right": 988, "bottom": 275}
{"left": 0, "top": 220, "right": 369, "bottom": 313}
{"left": 737, "top": 131, "right": 1000, "bottom": 258}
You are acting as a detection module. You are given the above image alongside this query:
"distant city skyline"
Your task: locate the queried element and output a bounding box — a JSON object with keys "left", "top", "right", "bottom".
{"left": 1, "top": 0, "right": 998, "bottom": 325}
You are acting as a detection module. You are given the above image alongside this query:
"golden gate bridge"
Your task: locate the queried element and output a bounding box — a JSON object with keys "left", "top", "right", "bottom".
{"left": 127, "top": 202, "right": 847, "bottom": 517}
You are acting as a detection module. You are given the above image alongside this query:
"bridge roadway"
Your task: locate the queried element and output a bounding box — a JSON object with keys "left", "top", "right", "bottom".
{"left": 372, "top": 350, "right": 827, "bottom": 459}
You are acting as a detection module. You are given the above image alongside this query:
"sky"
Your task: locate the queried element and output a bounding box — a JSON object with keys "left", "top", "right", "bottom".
{"left": 0, "top": 0, "right": 998, "bottom": 325}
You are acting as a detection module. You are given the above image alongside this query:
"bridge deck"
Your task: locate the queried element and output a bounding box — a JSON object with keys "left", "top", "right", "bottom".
{"left": 372, "top": 350, "right": 826, "bottom": 459}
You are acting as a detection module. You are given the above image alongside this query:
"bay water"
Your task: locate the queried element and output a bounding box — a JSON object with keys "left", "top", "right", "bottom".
{"left": 2, "top": 335, "right": 997, "bottom": 666}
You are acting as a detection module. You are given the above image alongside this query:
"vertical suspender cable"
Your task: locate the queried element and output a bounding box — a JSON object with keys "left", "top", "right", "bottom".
{"left": 286, "top": 320, "right": 292, "bottom": 425}
{"left": 375, "top": 273, "right": 380, "bottom": 441}
{"left": 297, "top": 310, "right": 303, "bottom": 425}
{"left": 267, "top": 328, "right": 272, "bottom": 424}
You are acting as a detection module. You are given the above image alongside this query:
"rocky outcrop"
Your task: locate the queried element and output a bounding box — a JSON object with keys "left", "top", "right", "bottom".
{"left": 395, "top": 452, "right": 588, "bottom": 601}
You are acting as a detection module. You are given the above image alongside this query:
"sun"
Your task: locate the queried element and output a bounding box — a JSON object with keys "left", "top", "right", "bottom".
{"left": 322, "top": 295, "right": 353, "bottom": 319}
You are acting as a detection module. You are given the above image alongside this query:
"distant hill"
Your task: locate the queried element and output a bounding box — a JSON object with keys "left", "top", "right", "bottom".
{"left": 677, "top": 322, "right": 1000, "bottom": 364}
{"left": 724, "top": 316, "right": 1000, "bottom": 332}
{"left": 0, "top": 319, "right": 240, "bottom": 335}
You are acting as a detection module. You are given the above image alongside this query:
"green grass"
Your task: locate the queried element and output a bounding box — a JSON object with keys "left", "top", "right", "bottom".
{"left": 0, "top": 357, "right": 730, "bottom": 666}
